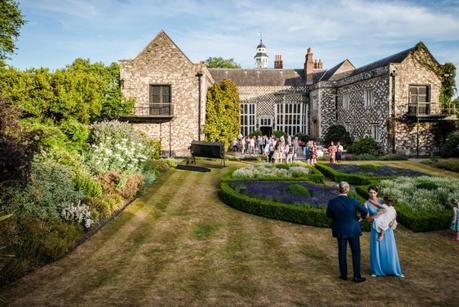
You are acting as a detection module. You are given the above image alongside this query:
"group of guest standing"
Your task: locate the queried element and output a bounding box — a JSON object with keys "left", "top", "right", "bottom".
{"left": 327, "top": 182, "right": 403, "bottom": 282}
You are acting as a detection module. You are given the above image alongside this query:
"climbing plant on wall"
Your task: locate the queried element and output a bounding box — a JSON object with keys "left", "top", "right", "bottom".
{"left": 413, "top": 42, "right": 457, "bottom": 112}
{"left": 204, "top": 78, "right": 240, "bottom": 149}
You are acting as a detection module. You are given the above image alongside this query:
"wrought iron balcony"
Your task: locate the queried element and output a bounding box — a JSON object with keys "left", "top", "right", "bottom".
{"left": 118, "top": 103, "right": 174, "bottom": 123}
{"left": 408, "top": 103, "right": 430, "bottom": 116}
{"left": 406, "top": 102, "right": 448, "bottom": 122}
{"left": 134, "top": 103, "right": 174, "bottom": 117}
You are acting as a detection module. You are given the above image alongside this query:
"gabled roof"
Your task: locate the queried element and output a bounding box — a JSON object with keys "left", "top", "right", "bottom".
{"left": 319, "top": 59, "right": 355, "bottom": 81}
{"left": 350, "top": 42, "right": 440, "bottom": 77}
{"left": 134, "top": 30, "right": 194, "bottom": 65}
{"left": 209, "top": 68, "right": 305, "bottom": 86}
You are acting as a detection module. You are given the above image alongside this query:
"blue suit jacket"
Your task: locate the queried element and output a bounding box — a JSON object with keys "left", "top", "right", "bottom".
{"left": 326, "top": 195, "right": 368, "bottom": 238}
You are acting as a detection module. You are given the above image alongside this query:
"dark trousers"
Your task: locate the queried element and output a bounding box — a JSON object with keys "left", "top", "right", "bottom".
{"left": 337, "top": 236, "right": 361, "bottom": 279}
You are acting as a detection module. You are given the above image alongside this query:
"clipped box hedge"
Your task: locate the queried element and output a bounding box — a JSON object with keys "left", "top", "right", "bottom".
{"left": 314, "top": 163, "right": 374, "bottom": 185}
{"left": 355, "top": 184, "right": 453, "bottom": 232}
{"left": 226, "top": 164, "right": 325, "bottom": 184}
{"left": 219, "top": 181, "right": 370, "bottom": 231}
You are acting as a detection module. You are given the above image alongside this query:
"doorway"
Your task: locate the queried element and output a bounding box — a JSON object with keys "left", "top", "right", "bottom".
{"left": 260, "top": 126, "right": 272, "bottom": 137}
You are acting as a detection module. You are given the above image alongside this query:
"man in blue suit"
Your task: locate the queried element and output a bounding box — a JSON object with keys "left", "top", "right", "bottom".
{"left": 327, "top": 181, "right": 368, "bottom": 282}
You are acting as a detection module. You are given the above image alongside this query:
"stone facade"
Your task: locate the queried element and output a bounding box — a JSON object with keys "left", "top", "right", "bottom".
{"left": 120, "top": 31, "right": 449, "bottom": 156}
{"left": 120, "top": 31, "right": 213, "bottom": 156}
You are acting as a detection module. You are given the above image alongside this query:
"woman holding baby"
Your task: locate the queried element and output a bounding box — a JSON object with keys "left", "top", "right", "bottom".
{"left": 365, "top": 186, "right": 404, "bottom": 278}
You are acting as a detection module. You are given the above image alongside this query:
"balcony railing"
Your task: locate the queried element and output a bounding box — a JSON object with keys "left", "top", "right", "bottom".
{"left": 407, "top": 103, "right": 430, "bottom": 116}
{"left": 134, "top": 103, "right": 174, "bottom": 117}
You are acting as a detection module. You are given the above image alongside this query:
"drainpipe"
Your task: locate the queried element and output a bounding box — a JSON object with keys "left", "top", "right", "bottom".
{"left": 196, "top": 72, "right": 203, "bottom": 141}
{"left": 390, "top": 70, "right": 397, "bottom": 154}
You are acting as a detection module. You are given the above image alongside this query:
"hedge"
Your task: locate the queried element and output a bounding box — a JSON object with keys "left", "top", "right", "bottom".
{"left": 225, "top": 164, "right": 325, "bottom": 184}
{"left": 314, "top": 163, "right": 374, "bottom": 185}
{"left": 219, "top": 181, "right": 370, "bottom": 231}
{"left": 355, "top": 184, "right": 452, "bottom": 232}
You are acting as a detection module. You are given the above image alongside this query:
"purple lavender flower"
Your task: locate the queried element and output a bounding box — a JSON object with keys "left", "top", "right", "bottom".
{"left": 328, "top": 164, "right": 426, "bottom": 177}
{"left": 230, "top": 181, "right": 340, "bottom": 208}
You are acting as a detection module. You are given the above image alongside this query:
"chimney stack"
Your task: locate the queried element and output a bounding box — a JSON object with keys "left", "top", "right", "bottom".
{"left": 304, "top": 48, "right": 314, "bottom": 84}
{"left": 274, "top": 54, "right": 283, "bottom": 69}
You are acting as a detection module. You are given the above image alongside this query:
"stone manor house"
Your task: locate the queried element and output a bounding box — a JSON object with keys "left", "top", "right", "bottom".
{"left": 120, "top": 30, "right": 450, "bottom": 157}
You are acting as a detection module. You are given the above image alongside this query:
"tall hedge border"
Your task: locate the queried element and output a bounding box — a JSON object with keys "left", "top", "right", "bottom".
{"left": 355, "top": 185, "right": 453, "bottom": 232}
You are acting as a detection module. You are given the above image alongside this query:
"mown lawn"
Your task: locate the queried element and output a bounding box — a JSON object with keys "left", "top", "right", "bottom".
{"left": 1, "top": 160, "right": 458, "bottom": 306}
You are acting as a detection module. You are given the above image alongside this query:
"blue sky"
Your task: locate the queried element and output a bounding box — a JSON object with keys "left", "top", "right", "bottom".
{"left": 8, "top": 0, "right": 459, "bottom": 90}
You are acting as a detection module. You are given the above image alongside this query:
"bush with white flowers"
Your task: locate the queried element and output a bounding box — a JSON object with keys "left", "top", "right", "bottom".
{"left": 379, "top": 176, "right": 459, "bottom": 212}
{"left": 232, "top": 164, "right": 311, "bottom": 180}
{"left": 61, "top": 200, "right": 94, "bottom": 229}
{"left": 85, "top": 120, "right": 150, "bottom": 175}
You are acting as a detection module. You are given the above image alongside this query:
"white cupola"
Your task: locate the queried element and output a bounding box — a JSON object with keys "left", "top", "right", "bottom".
{"left": 254, "top": 34, "right": 268, "bottom": 69}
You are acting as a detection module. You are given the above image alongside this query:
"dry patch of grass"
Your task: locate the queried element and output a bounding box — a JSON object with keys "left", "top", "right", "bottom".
{"left": 1, "top": 160, "right": 458, "bottom": 306}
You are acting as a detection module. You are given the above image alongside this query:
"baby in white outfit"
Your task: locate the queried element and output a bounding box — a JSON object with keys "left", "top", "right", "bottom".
{"left": 373, "top": 197, "right": 397, "bottom": 240}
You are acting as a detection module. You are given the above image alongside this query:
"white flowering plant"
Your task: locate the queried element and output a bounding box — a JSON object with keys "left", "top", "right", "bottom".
{"left": 85, "top": 120, "right": 152, "bottom": 175}
{"left": 232, "top": 163, "right": 311, "bottom": 180}
{"left": 379, "top": 176, "right": 459, "bottom": 212}
{"left": 61, "top": 200, "right": 94, "bottom": 229}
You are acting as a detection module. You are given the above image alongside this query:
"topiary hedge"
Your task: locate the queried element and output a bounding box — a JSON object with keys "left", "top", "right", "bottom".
{"left": 355, "top": 184, "right": 453, "bottom": 232}
{"left": 219, "top": 181, "right": 370, "bottom": 231}
{"left": 314, "top": 163, "right": 374, "bottom": 185}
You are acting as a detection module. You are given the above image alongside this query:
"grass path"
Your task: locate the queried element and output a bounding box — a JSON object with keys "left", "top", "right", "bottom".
{"left": 1, "top": 161, "right": 458, "bottom": 306}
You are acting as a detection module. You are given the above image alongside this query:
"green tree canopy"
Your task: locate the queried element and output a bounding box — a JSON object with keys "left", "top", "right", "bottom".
{"left": 204, "top": 79, "right": 240, "bottom": 149}
{"left": 0, "top": 0, "right": 25, "bottom": 61}
{"left": 0, "top": 58, "right": 134, "bottom": 125}
{"left": 439, "top": 62, "right": 457, "bottom": 113}
{"left": 204, "top": 57, "right": 241, "bottom": 69}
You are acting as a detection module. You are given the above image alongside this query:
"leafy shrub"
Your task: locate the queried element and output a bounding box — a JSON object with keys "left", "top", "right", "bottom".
{"left": 431, "top": 159, "right": 459, "bottom": 172}
{"left": 87, "top": 194, "right": 123, "bottom": 219}
{"left": 149, "top": 139, "right": 162, "bottom": 159}
{"left": 273, "top": 130, "right": 286, "bottom": 138}
{"left": 99, "top": 171, "right": 122, "bottom": 195}
{"left": 347, "top": 137, "right": 381, "bottom": 155}
{"left": 249, "top": 130, "right": 262, "bottom": 137}
{"left": 59, "top": 118, "right": 90, "bottom": 150}
{"left": 20, "top": 118, "right": 68, "bottom": 149}
{"left": 85, "top": 120, "right": 149, "bottom": 175}
{"left": 323, "top": 125, "right": 352, "bottom": 146}
{"left": 0, "top": 99, "right": 41, "bottom": 183}
{"left": 440, "top": 131, "right": 459, "bottom": 158}
{"left": 61, "top": 201, "right": 94, "bottom": 229}
{"left": 0, "top": 158, "right": 84, "bottom": 220}
{"left": 121, "top": 173, "right": 144, "bottom": 199}
{"left": 355, "top": 176, "right": 459, "bottom": 232}
{"left": 74, "top": 173, "right": 103, "bottom": 198}
{"left": 285, "top": 184, "right": 311, "bottom": 196}
{"left": 294, "top": 133, "right": 309, "bottom": 143}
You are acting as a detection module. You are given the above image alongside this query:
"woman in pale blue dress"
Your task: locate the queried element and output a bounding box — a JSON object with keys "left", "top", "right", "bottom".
{"left": 365, "top": 186, "right": 404, "bottom": 277}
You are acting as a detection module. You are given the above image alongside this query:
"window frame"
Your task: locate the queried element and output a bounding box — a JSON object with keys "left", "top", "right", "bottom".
{"left": 149, "top": 84, "right": 171, "bottom": 104}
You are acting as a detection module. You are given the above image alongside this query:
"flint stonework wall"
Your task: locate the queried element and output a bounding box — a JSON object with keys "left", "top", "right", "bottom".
{"left": 389, "top": 51, "right": 442, "bottom": 155}
{"left": 120, "top": 32, "right": 208, "bottom": 157}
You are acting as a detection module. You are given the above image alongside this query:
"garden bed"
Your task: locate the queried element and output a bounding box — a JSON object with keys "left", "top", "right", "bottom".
{"left": 356, "top": 176, "right": 458, "bottom": 232}
{"left": 219, "top": 175, "right": 369, "bottom": 230}
{"left": 228, "top": 163, "right": 324, "bottom": 183}
{"left": 315, "top": 163, "right": 427, "bottom": 185}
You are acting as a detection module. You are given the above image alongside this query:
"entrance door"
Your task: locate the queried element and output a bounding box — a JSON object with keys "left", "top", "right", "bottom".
{"left": 260, "top": 126, "right": 272, "bottom": 136}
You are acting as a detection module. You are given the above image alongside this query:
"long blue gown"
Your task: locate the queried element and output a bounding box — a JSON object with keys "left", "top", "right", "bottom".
{"left": 365, "top": 200, "right": 403, "bottom": 277}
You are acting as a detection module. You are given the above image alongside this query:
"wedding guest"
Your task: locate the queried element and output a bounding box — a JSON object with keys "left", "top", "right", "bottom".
{"left": 328, "top": 141, "right": 337, "bottom": 164}
{"left": 365, "top": 186, "right": 404, "bottom": 277}
{"left": 327, "top": 181, "right": 368, "bottom": 282}
{"left": 451, "top": 199, "right": 459, "bottom": 243}
{"left": 336, "top": 142, "right": 344, "bottom": 163}
{"left": 311, "top": 142, "right": 318, "bottom": 165}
